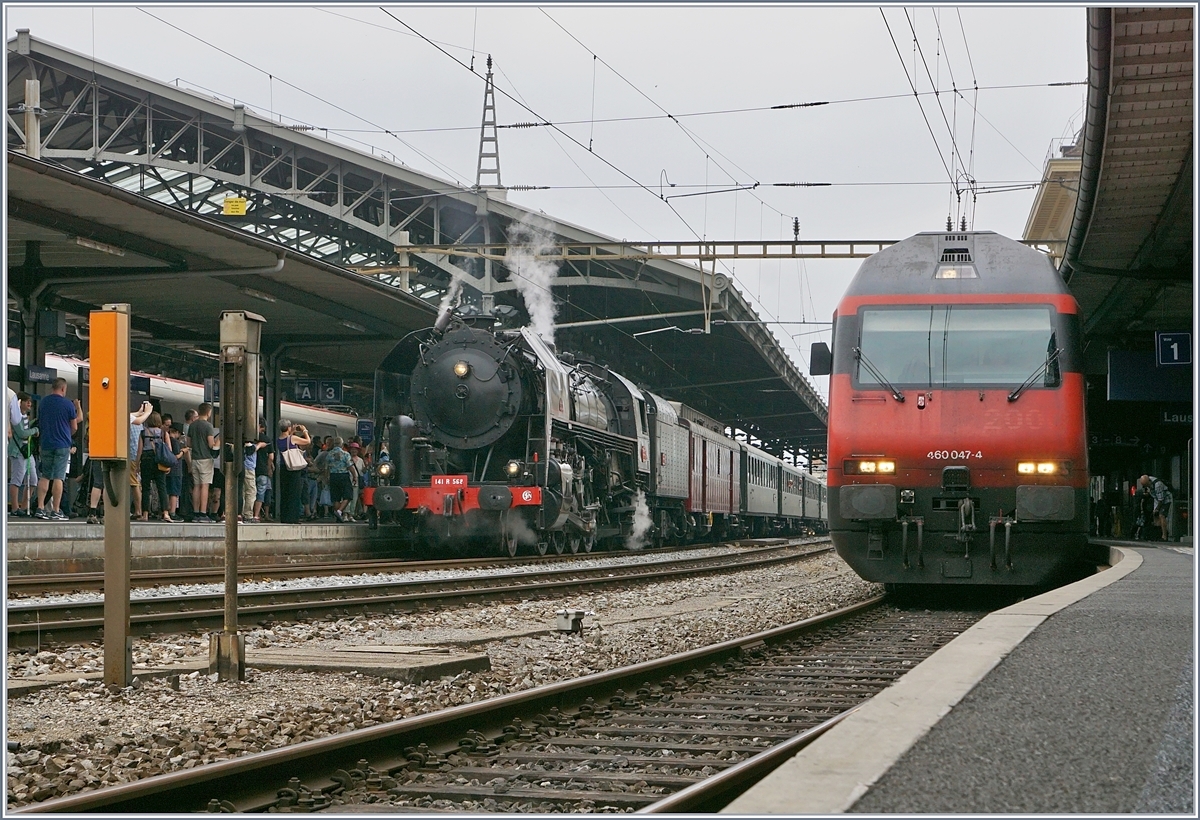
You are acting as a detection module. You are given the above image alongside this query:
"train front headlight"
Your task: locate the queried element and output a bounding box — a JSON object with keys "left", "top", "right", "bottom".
{"left": 453, "top": 361, "right": 471, "bottom": 379}
{"left": 376, "top": 462, "right": 394, "bottom": 479}
{"left": 1018, "top": 461, "right": 1069, "bottom": 475}
{"left": 844, "top": 459, "right": 896, "bottom": 475}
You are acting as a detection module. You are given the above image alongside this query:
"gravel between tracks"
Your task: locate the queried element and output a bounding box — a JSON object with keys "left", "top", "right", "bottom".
{"left": 6, "top": 552, "right": 879, "bottom": 809}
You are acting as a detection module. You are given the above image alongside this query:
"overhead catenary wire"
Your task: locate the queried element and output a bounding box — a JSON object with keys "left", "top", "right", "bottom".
{"left": 377, "top": 7, "right": 794, "bottom": 355}
{"left": 536, "top": 9, "right": 810, "bottom": 351}
{"left": 879, "top": 8, "right": 956, "bottom": 186}
{"left": 137, "top": 8, "right": 472, "bottom": 185}
{"left": 957, "top": 8, "right": 981, "bottom": 227}
{"left": 489, "top": 62, "right": 654, "bottom": 237}
{"left": 902, "top": 9, "right": 967, "bottom": 196}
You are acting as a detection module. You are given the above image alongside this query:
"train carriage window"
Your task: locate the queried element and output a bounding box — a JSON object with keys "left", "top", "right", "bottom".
{"left": 858, "top": 306, "right": 1059, "bottom": 388}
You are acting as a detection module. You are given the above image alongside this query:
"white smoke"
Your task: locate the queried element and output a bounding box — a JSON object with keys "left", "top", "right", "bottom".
{"left": 625, "top": 490, "right": 653, "bottom": 550}
{"left": 505, "top": 217, "right": 560, "bottom": 347}
{"left": 503, "top": 513, "right": 539, "bottom": 546}
{"left": 435, "top": 270, "right": 464, "bottom": 330}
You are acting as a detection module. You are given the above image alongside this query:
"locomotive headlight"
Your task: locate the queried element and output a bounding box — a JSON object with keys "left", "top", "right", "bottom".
{"left": 376, "top": 462, "right": 394, "bottom": 478}
{"left": 845, "top": 459, "right": 895, "bottom": 475}
{"left": 453, "top": 361, "right": 471, "bottom": 378}
{"left": 506, "top": 459, "right": 523, "bottom": 477}
{"left": 1018, "top": 461, "right": 1068, "bottom": 475}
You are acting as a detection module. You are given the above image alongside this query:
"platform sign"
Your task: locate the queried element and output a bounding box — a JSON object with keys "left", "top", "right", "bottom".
{"left": 293, "top": 379, "right": 317, "bottom": 403}
{"left": 203, "top": 377, "right": 220, "bottom": 404}
{"left": 1156, "top": 332, "right": 1191, "bottom": 366}
{"left": 356, "top": 418, "right": 374, "bottom": 443}
{"left": 26, "top": 365, "right": 57, "bottom": 384}
{"left": 318, "top": 379, "right": 343, "bottom": 404}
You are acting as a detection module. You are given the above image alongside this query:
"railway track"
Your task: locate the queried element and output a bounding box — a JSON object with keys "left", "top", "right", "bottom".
{"left": 8, "top": 542, "right": 831, "bottom": 648}
{"left": 16, "top": 597, "right": 983, "bottom": 814}
{"left": 6, "top": 537, "right": 812, "bottom": 596}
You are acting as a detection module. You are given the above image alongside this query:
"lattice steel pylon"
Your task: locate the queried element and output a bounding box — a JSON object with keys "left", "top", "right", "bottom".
{"left": 475, "top": 55, "right": 502, "bottom": 189}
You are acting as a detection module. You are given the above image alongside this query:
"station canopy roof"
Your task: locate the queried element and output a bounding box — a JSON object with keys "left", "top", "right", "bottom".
{"left": 1062, "top": 7, "right": 1193, "bottom": 341}
{"left": 7, "top": 151, "right": 437, "bottom": 376}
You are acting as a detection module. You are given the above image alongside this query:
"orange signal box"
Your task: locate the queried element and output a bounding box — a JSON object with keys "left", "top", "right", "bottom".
{"left": 89, "top": 306, "right": 130, "bottom": 459}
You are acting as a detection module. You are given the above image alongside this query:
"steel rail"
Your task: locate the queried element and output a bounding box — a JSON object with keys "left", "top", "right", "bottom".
{"left": 14, "top": 596, "right": 886, "bottom": 814}
{"left": 7, "top": 537, "right": 807, "bottom": 595}
{"left": 635, "top": 705, "right": 862, "bottom": 813}
{"left": 7, "top": 544, "right": 833, "bottom": 647}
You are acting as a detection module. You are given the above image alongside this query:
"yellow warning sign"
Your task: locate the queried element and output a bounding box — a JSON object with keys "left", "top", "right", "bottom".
{"left": 222, "top": 197, "right": 248, "bottom": 216}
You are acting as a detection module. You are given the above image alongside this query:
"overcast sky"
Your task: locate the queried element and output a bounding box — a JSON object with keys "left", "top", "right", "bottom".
{"left": 7, "top": 5, "right": 1089, "bottom": 398}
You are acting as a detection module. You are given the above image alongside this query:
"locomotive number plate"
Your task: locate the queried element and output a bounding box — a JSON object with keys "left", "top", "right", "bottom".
{"left": 431, "top": 475, "right": 469, "bottom": 488}
{"left": 926, "top": 450, "right": 983, "bottom": 460}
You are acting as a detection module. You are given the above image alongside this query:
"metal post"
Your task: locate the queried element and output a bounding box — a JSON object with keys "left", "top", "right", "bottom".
{"left": 268, "top": 349, "right": 283, "bottom": 522}
{"left": 24, "top": 78, "right": 40, "bottom": 159}
{"left": 92, "top": 304, "right": 132, "bottom": 689}
{"left": 210, "top": 311, "right": 263, "bottom": 681}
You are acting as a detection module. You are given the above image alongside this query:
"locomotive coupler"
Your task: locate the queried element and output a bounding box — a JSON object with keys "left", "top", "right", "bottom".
{"left": 899, "top": 516, "right": 925, "bottom": 569}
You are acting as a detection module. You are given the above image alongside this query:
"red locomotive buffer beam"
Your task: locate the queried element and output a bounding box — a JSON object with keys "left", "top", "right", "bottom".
{"left": 363, "top": 479, "right": 542, "bottom": 516}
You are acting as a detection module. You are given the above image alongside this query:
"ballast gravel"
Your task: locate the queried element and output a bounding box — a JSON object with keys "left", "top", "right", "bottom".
{"left": 6, "top": 551, "right": 880, "bottom": 809}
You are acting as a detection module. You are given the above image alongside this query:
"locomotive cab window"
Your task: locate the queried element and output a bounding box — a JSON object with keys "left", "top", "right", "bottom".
{"left": 857, "top": 305, "right": 1062, "bottom": 389}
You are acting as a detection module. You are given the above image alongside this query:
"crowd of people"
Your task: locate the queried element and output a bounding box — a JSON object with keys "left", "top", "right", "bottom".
{"left": 5, "top": 382, "right": 379, "bottom": 525}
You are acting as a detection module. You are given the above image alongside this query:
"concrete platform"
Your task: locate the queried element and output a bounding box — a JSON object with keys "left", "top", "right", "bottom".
{"left": 723, "top": 543, "right": 1194, "bottom": 814}
{"left": 7, "top": 644, "right": 490, "bottom": 698}
{"left": 5, "top": 519, "right": 401, "bottom": 574}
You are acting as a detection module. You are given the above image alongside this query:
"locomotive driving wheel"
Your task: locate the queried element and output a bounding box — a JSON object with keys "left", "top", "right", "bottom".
{"left": 535, "top": 536, "right": 549, "bottom": 556}
{"left": 500, "top": 512, "right": 519, "bottom": 557}
{"left": 582, "top": 531, "right": 595, "bottom": 553}
{"left": 568, "top": 533, "right": 582, "bottom": 554}
{"left": 551, "top": 531, "right": 566, "bottom": 555}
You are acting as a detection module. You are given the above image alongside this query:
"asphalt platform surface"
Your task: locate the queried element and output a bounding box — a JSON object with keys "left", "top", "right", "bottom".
{"left": 723, "top": 544, "right": 1193, "bottom": 814}
{"left": 849, "top": 545, "right": 1193, "bottom": 814}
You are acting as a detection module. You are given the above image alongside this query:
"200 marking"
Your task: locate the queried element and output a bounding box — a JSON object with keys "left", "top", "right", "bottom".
{"left": 927, "top": 449, "right": 983, "bottom": 460}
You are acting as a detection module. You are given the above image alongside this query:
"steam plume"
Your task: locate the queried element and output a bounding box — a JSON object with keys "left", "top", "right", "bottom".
{"left": 626, "top": 490, "right": 653, "bottom": 550}
{"left": 505, "top": 216, "right": 559, "bottom": 346}
{"left": 434, "top": 270, "right": 465, "bottom": 333}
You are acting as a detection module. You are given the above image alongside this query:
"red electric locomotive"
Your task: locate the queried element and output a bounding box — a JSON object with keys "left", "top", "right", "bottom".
{"left": 811, "top": 231, "right": 1089, "bottom": 586}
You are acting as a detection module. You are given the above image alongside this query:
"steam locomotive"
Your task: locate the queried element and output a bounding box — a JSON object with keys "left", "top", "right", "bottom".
{"left": 811, "top": 231, "right": 1089, "bottom": 587}
{"left": 363, "top": 319, "right": 825, "bottom": 555}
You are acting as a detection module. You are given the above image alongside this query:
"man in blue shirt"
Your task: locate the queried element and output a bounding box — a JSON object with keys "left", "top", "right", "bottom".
{"left": 34, "top": 378, "right": 79, "bottom": 520}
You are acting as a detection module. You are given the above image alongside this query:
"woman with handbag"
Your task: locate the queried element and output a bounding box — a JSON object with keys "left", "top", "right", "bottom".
{"left": 138, "top": 412, "right": 173, "bottom": 522}
{"left": 275, "top": 419, "right": 311, "bottom": 524}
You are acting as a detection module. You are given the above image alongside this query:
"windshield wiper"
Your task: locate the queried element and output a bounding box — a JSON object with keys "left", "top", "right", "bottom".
{"left": 1008, "top": 348, "right": 1063, "bottom": 402}
{"left": 853, "top": 347, "right": 905, "bottom": 402}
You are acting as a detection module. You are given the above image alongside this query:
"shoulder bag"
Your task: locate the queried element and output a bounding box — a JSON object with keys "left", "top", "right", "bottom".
{"left": 282, "top": 442, "right": 308, "bottom": 471}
